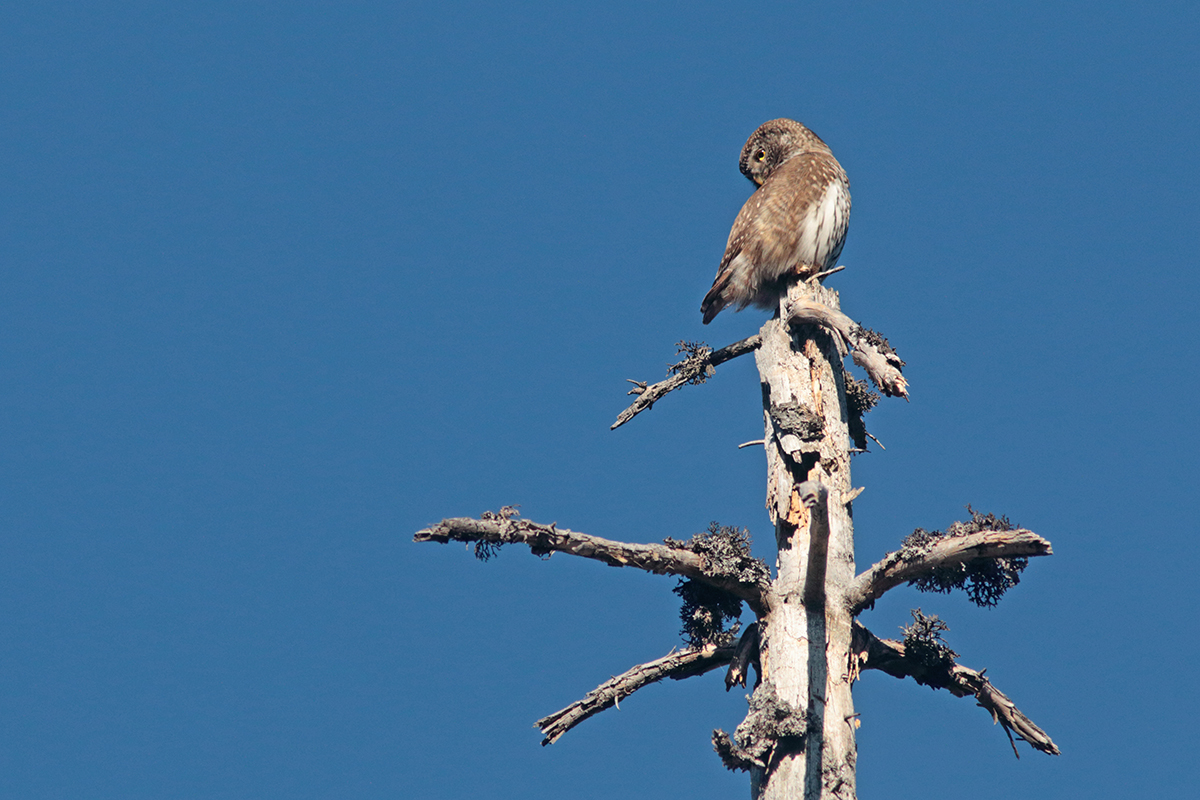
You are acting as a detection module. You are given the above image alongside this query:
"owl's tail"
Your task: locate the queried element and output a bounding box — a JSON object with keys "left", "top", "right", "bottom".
{"left": 701, "top": 272, "right": 732, "bottom": 325}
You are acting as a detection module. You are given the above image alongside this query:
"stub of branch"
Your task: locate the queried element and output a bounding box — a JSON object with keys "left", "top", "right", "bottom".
{"left": 413, "top": 511, "right": 768, "bottom": 609}
{"left": 611, "top": 334, "right": 762, "bottom": 430}
{"left": 725, "top": 622, "right": 761, "bottom": 691}
{"left": 851, "top": 621, "right": 1060, "bottom": 757}
{"left": 536, "top": 644, "right": 735, "bottom": 745}
{"left": 712, "top": 682, "right": 808, "bottom": 772}
{"left": 799, "top": 482, "right": 831, "bottom": 608}
{"left": 848, "top": 529, "right": 1052, "bottom": 615}
{"left": 785, "top": 297, "right": 909, "bottom": 399}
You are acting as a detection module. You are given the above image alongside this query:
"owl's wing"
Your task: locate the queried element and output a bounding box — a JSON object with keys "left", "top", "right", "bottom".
{"left": 701, "top": 154, "right": 849, "bottom": 324}
{"left": 701, "top": 196, "right": 764, "bottom": 324}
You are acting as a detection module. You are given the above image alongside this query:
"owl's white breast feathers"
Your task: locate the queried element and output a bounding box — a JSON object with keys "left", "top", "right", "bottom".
{"left": 797, "top": 179, "right": 850, "bottom": 273}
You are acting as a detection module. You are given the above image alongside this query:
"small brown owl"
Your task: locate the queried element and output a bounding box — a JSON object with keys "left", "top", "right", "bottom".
{"left": 701, "top": 119, "right": 850, "bottom": 324}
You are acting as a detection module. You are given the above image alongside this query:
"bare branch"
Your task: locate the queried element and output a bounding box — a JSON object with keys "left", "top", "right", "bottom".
{"left": 536, "top": 645, "right": 735, "bottom": 745}
{"left": 812, "top": 264, "right": 846, "bottom": 280}
{"left": 785, "top": 297, "right": 908, "bottom": 399}
{"left": 611, "top": 335, "right": 762, "bottom": 430}
{"left": 851, "top": 622, "right": 1060, "bottom": 757}
{"left": 847, "top": 529, "right": 1052, "bottom": 615}
{"left": 414, "top": 511, "right": 768, "bottom": 608}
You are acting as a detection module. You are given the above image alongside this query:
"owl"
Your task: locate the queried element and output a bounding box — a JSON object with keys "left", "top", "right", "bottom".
{"left": 701, "top": 119, "right": 850, "bottom": 324}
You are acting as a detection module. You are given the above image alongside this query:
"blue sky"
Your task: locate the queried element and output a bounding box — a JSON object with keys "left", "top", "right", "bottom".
{"left": 2, "top": 2, "right": 1197, "bottom": 797}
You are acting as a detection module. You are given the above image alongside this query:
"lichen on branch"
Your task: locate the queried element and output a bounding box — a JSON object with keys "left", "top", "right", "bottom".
{"left": 712, "top": 682, "right": 808, "bottom": 772}
{"left": 414, "top": 511, "right": 770, "bottom": 609}
{"left": 900, "top": 609, "right": 958, "bottom": 671}
{"left": 901, "top": 508, "right": 1029, "bottom": 607}
{"left": 664, "top": 522, "right": 771, "bottom": 587}
{"left": 848, "top": 511, "right": 1052, "bottom": 614}
{"left": 851, "top": 620, "right": 1060, "bottom": 757}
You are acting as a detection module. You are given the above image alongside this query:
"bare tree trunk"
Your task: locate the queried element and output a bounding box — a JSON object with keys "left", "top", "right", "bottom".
{"left": 754, "top": 280, "right": 857, "bottom": 800}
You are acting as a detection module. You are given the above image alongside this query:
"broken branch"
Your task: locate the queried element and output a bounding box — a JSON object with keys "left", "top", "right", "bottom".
{"left": 851, "top": 621, "right": 1059, "bottom": 757}
{"left": 785, "top": 297, "right": 908, "bottom": 399}
{"left": 724, "top": 622, "right": 761, "bottom": 691}
{"left": 537, "top": 644, "right": 735, "bottom": 745}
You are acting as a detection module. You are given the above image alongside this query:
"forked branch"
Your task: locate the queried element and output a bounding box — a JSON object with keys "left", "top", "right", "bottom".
{"left": 611, "top": 335, "right": 761, "bottom": 430}
{"left": 851, "top": 621, "right": 1059, "bottom": 757}
{"left": 848, "top": 529, "right": 1052, "bottom": 614}
{"left": 537, "top": 644, "right": 736, "bottom": 745}
{"left": 414, "top": 510, "right": 769, "bottom": 608}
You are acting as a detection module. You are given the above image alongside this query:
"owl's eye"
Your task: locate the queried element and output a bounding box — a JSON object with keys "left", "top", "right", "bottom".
{"left": 755, "top": 149, "right": 766, "bottom": 162}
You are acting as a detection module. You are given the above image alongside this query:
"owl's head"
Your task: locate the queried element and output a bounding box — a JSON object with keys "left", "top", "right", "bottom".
{"left": 738, "top": 118, "right": 831, "bottom": 186}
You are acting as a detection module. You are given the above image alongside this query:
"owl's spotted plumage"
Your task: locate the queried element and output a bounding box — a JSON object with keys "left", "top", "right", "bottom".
{"left": 701, "top": 119, "right": 850, "bottom": 324}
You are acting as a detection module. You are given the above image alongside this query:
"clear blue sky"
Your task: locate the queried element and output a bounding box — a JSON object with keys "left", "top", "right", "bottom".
{"left": 2, "top": 2, "right": 1197, "bottom": 797}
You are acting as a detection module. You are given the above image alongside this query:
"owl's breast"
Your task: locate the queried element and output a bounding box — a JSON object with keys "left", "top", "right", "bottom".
{"left": 753, "top": 154, "right": 850, "bottom": 282}
{"left": 793, "top": 177, "right": 850, "bottom": 271}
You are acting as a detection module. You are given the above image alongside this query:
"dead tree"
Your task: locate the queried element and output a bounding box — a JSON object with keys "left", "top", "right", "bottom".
{"left": 414, "top": 277, "right": 1058, "bottom": 799}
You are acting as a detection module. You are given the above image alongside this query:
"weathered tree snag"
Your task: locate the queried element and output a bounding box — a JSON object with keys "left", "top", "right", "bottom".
{"left": 748, "top": 279, "right": 859, "bottom": 800}
{"left": 415, "top": 272, "right": 1060, "bottom": 799}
